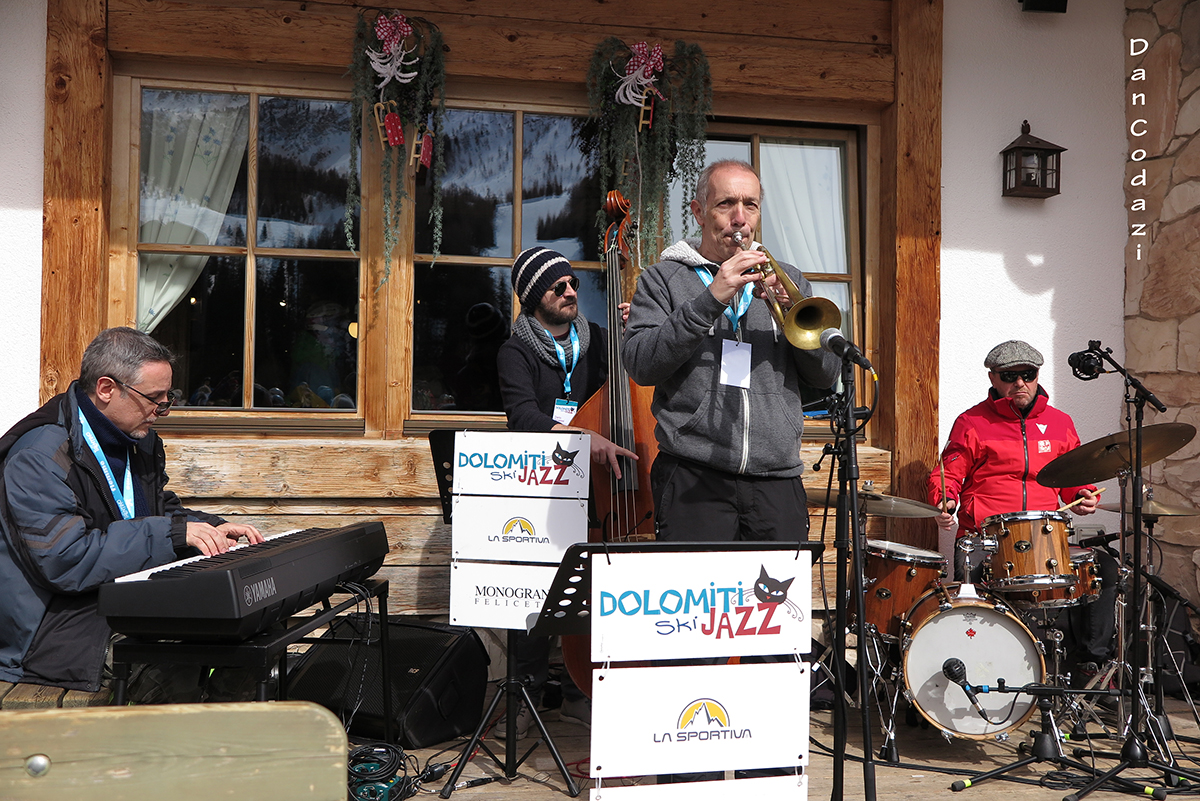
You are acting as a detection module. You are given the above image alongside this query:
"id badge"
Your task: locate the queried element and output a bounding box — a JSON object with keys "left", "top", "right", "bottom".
{"left": 720, "top": 340, "right": 752, "bottom": 388}
{"left": 553, "top": 398, "right": 579, "bottom": 425}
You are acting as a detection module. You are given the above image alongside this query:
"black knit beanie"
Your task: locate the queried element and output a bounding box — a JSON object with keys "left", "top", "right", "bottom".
{"left": 511, "top": 247, "right": 575, "bottom": 310}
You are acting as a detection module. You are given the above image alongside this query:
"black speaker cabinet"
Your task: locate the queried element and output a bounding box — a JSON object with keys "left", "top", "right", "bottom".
{"left": 288, "top": 614, "right": 489, "bottom": 748}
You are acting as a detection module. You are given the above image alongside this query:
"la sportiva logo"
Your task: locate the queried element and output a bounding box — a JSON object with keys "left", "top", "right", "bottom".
{"left": 653, "top": 698, "right": 752, "bottom": 743}
{"left": 490, "top": 517, "right": 549, "bottom": 545}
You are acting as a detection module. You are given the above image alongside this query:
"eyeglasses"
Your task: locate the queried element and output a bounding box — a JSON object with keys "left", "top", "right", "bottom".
{"left": 996, "top": 368, "right": 1038, "bottom": 384}
{"left": 551, "top": 276, "right": 580, "bottom": 297}
{"left": 112, "top": 378, "right": 178, "bottom": 415}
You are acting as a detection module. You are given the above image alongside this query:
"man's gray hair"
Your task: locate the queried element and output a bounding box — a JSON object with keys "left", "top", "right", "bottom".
{"left": 79, "top": 327, "right": 175, "bottom": 390}
{"left": 694, "top": 159, "right": 763, "bottom": 209}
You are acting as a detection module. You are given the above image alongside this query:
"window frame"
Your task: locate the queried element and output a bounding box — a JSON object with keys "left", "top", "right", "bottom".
{"left": 108, "top": 65, "right": 872, "bottom": 440}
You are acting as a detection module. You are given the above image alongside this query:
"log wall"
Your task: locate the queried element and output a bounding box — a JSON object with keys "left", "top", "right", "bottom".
{"left": 41, "top": 0, "right": 941, "bottom": 613}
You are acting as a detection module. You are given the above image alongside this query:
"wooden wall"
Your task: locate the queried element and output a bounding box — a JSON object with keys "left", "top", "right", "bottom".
{"left": 41, "top": 0, "right": 942, "bottom": 614}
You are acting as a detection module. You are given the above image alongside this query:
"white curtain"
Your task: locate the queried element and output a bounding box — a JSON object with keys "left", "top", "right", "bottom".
{"left": 137, "top": 92, "right": 250, "bottom": 332}
{"left": 759, "top": 141, "right": 847, "bottom": 276}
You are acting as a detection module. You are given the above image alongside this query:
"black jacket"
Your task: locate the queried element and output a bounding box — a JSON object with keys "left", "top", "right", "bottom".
{"left": 0, "top": 385, "right": 222, "bottom": 690}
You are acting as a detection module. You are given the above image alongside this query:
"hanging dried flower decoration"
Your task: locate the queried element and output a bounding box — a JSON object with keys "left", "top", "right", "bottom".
{"left": 586, "top": 38, "right": 711, "bottom": 271}
{"left": 346, "top": 11, "right": 447, "bottom": 285}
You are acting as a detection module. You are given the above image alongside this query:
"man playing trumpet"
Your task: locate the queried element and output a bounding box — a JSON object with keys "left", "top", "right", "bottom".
{"left": 622, "top": 159, "right": 839, "bottom": 544}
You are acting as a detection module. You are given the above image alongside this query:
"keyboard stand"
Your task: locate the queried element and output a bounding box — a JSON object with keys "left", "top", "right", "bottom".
{"left": 110, "top": 578, "right": 394, "bottom": 743}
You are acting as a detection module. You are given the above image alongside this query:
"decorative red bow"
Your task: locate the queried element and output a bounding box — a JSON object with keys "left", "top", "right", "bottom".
{"left": 625, "top": 42, "right": 664, "bottom": 77}
{"left": 375, "top": 14, "right": 413, "bottom": 55}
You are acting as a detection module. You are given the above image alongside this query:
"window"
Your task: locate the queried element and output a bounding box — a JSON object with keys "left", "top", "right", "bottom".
{"left": 121, "top": 82, "right": 361, "bottom": 420}
{"left": 110, "top": 70, "right": 863, "bottom": 437}
{"left": 408, "top": 108, "right": 601, "bottom": 419}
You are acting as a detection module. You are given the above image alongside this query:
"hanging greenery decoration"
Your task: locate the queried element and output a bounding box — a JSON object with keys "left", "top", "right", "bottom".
{"left": 586, "top": 37, "right": 711, "bottom": 270}
{"left": 346, "top": 10, "right": 447, "bottom": 285}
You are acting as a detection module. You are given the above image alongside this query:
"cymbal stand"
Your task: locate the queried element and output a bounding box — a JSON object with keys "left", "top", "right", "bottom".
{"left": 1057, "top": 343, "right": 1200, "bottom": 800}
{"left": 947, "top": 681, "right": 1161, "bottom": 799}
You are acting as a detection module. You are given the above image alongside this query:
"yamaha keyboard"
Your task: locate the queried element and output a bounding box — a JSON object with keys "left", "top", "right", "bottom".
{"left": 99, "top": 521, "right": 389, "bottom": 642}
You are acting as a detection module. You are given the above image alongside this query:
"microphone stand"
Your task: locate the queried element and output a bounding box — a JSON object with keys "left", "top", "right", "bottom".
{"left": 825, "top": 347, "right": 876, "bottom": 801}
{"left": 1062, "top": 343, "right": 1200, "bottom": 800}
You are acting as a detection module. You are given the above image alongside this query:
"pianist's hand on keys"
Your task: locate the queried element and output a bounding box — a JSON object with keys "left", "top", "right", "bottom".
{"left": 186, "top": 521, "right": 264, "bottom": 556}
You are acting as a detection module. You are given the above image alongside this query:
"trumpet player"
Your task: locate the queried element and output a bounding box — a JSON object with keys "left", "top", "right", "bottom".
{"left": 623, "top": 159, "right": 839, "bottom": 544}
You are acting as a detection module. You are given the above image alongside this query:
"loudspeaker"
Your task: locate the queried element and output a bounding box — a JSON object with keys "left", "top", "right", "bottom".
{"left": 287, "top": 614, "right": 489, "bottom": 748}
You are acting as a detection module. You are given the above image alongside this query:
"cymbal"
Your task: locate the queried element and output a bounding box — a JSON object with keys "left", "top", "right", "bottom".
{"left": 1036, "top": 423, "right": 1197, "bottom": 488}
{"left": 1098, "top": 499, "right": 1200, "bottom": 517}
{"left": 810, "top": 489, "right": 943, "bottom": 518}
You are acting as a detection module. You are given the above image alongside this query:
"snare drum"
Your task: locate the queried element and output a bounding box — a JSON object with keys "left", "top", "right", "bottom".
{"left": 861, "top": 540, "right": 947, "bottom": 642}
{"left": 1002, "top": 547, "right": 1101, "bottom": 609}
{"left": 984, "top": 510, "right": 1075, "bottom": 591}
{"left": 901, "top": 583, "right": 1044, "bottom": 739}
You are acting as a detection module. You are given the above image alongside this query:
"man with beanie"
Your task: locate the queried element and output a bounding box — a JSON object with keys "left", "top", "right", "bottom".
{"left": 0, "top": 327, "right": 262, "bottom": 693}
{"left": 929, "top": 339, "right": 1115, "bottom": 673}
{"left": 622, "top": 160, "right": 839, "bottom": 544}
{"left": 496, "top": 246, "right": 636, "bottom": 738}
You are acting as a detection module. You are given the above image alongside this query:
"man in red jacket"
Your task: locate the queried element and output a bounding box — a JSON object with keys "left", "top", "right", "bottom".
{"left": 929, "top": 339, "right": 1114, "bottom": 673}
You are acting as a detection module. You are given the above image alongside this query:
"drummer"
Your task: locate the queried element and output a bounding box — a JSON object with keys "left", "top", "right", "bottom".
{"left": 928, "top": 340, "right": 1114, "bottom": 673}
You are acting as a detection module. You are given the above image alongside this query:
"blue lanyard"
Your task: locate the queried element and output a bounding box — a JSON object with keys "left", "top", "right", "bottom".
{"left": 544, "top": 324, "right": 581, "bottom": 396}
{"left": 693, "top": 267, "right": 753, "bottom": 333}
{"left": 76, "top": 409, "right": 135, "bottom": 520}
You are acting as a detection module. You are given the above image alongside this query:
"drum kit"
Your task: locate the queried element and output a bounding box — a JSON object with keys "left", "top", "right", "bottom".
{"left": 823, "top": 423, "right": 1200, "bottom": 757}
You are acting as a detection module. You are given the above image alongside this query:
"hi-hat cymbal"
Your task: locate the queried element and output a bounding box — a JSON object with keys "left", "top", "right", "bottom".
{"left": 1037, "top": 423, "right": 1197, "bottom": 488}
{"left": 810, "top": 490, "right": 942, "bottom": 518}
{"left": 1098, "top": 499, "right": 1200, "bottom": 517}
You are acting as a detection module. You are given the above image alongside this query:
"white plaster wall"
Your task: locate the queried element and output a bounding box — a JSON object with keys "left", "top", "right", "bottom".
{"left": 941, "top": 2, "right": 1127, "bottom": 449}
{"left": 0, "top": 0, "right": 46, "bottom": 432}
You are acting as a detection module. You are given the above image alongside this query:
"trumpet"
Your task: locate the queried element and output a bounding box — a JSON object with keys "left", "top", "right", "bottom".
{"left": 732, "top": 232, "right": 842, "bottom": 350}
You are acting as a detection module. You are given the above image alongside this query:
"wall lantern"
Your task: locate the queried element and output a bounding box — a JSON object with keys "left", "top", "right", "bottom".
{"left": 1001, "top": 121, "right": 1066, "bottom": 198}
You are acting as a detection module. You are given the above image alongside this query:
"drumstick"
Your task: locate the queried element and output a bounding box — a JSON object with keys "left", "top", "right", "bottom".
{"left": 938, "top": 458, "right": 949, "bottom": 513}
{"left": 1056, "top": 486, "right": 1105, "bottom": 513}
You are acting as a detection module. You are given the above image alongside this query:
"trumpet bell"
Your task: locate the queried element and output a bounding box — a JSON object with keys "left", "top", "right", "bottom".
{"left": 784, "top": 296, "right": 842, "bottom": 350}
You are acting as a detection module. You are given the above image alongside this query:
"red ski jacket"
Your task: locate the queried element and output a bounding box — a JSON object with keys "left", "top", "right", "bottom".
{"left": 928, "top": 387, "right": 1095, "bottom": 536}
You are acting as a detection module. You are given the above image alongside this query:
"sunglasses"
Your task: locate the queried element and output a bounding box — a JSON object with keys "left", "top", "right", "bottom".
{"left": 551, "top": 276, "right": 580, "bottom": 297}
{"left": 996, "top": 368, "right": 1038, "bottom": 384}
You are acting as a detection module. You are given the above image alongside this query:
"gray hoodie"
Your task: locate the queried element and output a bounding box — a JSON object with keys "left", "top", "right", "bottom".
{"left": 622, "top": 239, "right": 840, "bottom": 478}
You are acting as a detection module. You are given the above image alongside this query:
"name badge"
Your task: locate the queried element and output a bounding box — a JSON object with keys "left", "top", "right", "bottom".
{"left": 553, "top": 398, "right": 579, "bottom": 425}
{"left": 720, "top": 340, "right": 752, "bottom": 389}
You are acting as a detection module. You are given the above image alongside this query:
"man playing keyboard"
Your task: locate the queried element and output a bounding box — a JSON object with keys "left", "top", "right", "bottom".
{"left": 0, "top": 327, "right": 262, "bottom": 694}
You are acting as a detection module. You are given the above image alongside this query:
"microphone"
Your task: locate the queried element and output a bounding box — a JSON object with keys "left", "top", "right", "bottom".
{"left": 1076, "top": 531, "right": 1119, "bottom": 549}
{"left": 942, "top": 658, "right": 990, "bottom": 722}
{"left": 1068, "top": 347, "right": 1104, "bottom": 380}
{"left": 820, "top": 328, "right": 873, "bottom": 370}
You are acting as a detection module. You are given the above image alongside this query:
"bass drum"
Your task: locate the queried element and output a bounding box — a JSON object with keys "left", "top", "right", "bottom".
{"left": 902, "top": 583, "right": 1045, "bottom": 739}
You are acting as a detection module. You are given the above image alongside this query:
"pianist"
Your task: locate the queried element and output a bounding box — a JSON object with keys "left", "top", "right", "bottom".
{"left": 0, "top": 327, "right": 262, "bottom": 693}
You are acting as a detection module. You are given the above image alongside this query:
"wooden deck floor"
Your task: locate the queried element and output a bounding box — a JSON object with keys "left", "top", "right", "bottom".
{"left": 401, "top": 695, "right": 1200, "bottom": 801}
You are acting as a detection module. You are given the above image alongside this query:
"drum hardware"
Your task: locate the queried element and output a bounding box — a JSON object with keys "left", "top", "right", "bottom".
{"left": 1036, "top": 344, "right": 1200, "bottom": 800}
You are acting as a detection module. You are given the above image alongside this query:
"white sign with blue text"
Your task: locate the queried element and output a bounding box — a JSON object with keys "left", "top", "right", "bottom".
{"left": 590, "top": 662, "right": 810, "bottom": 778}
{"left": 452, "top": 494, "right": 587, "bottom": 563}
{"left": 591, "top": 549, "right": 812, "bottom": 662}
{"left": 452, "top": 430, "right": 591, "bottom": 499}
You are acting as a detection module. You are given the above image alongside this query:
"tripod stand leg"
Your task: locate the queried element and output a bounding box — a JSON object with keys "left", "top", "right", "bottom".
{"left": 440, "top": 680, "right": 509, "bottom": 798}
{"left": 949, "top": 755, "right": 1039, "bottom": 791}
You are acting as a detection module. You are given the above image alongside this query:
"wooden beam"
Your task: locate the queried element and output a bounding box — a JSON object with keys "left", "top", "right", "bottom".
{"left": 107, "top": 0, "right": 895, "bottom": 106}
{"left": 41, "top": 0, "right": 110, "bottom": 402}
{"left": 880, "top": 0, "right": 942, "bottom": 550}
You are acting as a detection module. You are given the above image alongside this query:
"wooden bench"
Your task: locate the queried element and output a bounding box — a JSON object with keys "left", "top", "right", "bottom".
{"left": 0, "top": 701, "right": 347, "bottom": 799}
{"left": 0, "top": 681, "right": 110, "bottom": 710}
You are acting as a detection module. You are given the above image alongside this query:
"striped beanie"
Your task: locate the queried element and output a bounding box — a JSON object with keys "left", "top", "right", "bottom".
{"left": 512, "top": 247, "right": 575, "bottom": 310}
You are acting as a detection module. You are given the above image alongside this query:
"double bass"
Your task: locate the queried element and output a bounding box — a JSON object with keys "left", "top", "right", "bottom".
{"left": 561, "top": 190, "right": 658, "bottom": 696}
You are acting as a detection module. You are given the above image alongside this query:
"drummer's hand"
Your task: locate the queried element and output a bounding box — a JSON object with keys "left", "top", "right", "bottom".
{"left": 1073, "top": 488, "right": 1099, "bottom": 515}
{"left": 935, "top": 500, "right": 957, "bottom": 531}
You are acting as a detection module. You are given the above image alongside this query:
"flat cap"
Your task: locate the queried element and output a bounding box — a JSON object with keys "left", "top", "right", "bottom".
{"left": 985, "top": 340, "right": 1044, "bottom": 371}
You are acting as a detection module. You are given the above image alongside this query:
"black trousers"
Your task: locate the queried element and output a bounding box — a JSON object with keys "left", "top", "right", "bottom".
{"left": 650, "top": 452, "right": 810, "bottom": 543}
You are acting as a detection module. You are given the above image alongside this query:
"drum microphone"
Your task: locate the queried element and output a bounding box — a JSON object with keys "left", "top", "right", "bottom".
{"left": 820, "top": 328, "right": 873, "bottom": 370}
{"left": 1075, "top": 531, "right": 1119, "bottom": 548}
{"left": 942, "top": 658, "right": 991, "bottom": 722}
{"left": 1068, "top": 341, "right": 1106, "bottom": 381}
